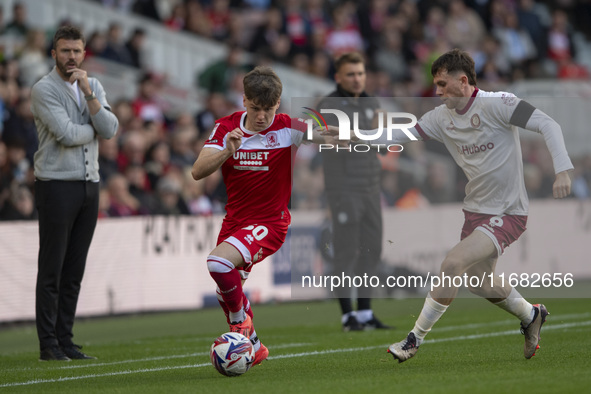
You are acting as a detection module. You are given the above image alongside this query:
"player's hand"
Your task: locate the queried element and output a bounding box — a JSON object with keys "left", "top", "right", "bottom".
{"left": 317, "top": 125, "right": 339, "bottom": 136}
{"left": 553, "top": 170, "right": 571, "bottom": 199}
{"left": 317, "top": 125, "right": 359, "bottom": 142}
{"left": 68, "top": 67, "right": 92, "bottom": 96}
{"left": 225, "top": 127, "right": 244, "bottom": 155}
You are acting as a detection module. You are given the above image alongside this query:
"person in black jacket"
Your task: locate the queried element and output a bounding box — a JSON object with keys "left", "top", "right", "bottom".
{"left": 317, "top": 52, "right": 392, "bottom": 331}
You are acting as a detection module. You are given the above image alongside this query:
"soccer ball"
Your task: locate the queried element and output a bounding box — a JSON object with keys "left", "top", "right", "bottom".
{"left": 210, "top": 332, "right": 255, "bottom": 377}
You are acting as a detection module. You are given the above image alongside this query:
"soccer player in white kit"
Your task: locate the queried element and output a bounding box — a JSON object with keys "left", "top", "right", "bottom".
{"left": 332, "top": 48, "right": 573, "bottom": 362}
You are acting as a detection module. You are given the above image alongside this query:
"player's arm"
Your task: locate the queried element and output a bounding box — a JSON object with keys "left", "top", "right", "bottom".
{"left": 320, "top": 123, "right": 422, "bottom": 145}
{"left": 191, "top": 127, "right": 243, "bottom": 180}
{"left": 510, "top": 100, "right": 574, "bottom": 198}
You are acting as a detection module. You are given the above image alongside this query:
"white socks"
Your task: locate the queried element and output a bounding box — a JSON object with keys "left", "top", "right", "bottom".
{"left": 229, "top": 308, "right": 246, "bottom": 324}
{"left": 412, "top": 295, "right": 448, "bottom": 345}
{"left": 342, "top": 310, "right": 374, "bottom": 324}
{"left": 356, "top": 309, "right": 373, "bottom": 324}
{"left": 494, "top": 287, "right": 535, "bottom": 325}
{"left": 341, "top": 311, "right": 357, "bottom": 324}
{"left": 250, "top": 329, "right": 261, "bottom": 352}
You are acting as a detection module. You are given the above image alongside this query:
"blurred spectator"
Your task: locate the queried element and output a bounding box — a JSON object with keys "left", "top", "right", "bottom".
{"left": 309, "top": 49, "right": 331, "bottom": 79}
{"left": 374, "top": 26, "right": 409, "bottom": 83}
{"left": 169, "top": 126, "right": 198, "bottom": 169}
{"left": 17, "top": 29, "right": 50, "bottom": 87}
{"left": 421, "top": 160, "right": 456, "bottom": 204}
{"left": 184, "top": 0, "right": 212, "bottom": 37}
{"left": 84, "top": 30, "right": 108, "bottom": 58}
{"left": 198, "top": 44, "right": 251, "bottom": 94}
{"left": 124, "top": 163, "right": 156, "bottom": 213}
{"left": 3, "top": 136, "right": 29, "bottom": 184}
{"left": 182, "top": 168, "right": 214, "bottom": 215}
{"left": 324, "top": 1, "right": 364, "bottom": 59}
{"left": 125, "top": 27, "right": 147, "bottom": 69}
{"left": 444, "top": 0, "right": 486, "bottom": 52}
{"left": 195, "top": 92, "right": 229, "bottom": 137}
{"left": 422, "top": 6, "right": 446, "bottom": 46}
{"left": 0, "top": 182, "right": 36, "bottom": 220}
{"left": 144, "top": 140, "right": 171, "bottom": 190}
{"left": 283, "top": 0, "right": 311, "bottom": 56}
{"left": 493, "top": 10, "right": 537, "bottom": 71}
{"left": 153, "top": 173, "right": 190, "bottom": 215}
{"left": 97, "top": 187, "right": 111, "bottom": 218}
{"left": 132, "top": 0, "right": 161, "bottom": 21}
{"left": 248, "top": 7, "right": 284, "bottom": 56}
{"left": 100, "top": 23, "right": 133, "bottom": 66}
{"left": 0, "top": 141, "right": 10, "bottom": 211}
{"left": 165, "top": 2, "right": 186, "bottom": 31}
{"left": 117, "top": 130, "right": 147, "bottom": 171}
{"left": 132, "top": 72, "right": 166, "bottom": 125}
{"left": 113, "top": 98, "right": 141, "bottom": 134}
{"left": 3, "top": 2, "right": 29, "bottom": 38}
{"left": 357, "top": 0, "right": 391, "bottom": 59}
{"left": 2, "top": 92, "right": 38, "bottom": 165}
{"left": 547, "top": 9, "right": 574, "bottom": 63}
{"left": 517, "top": 0, "right": 548, "bottom": 61}
{"left": 98, "top": 135, "right": 120, "bottom": 183}
{"left": 106, "top": 173, "right": 140, "bottom": 216}
{"left": 206, "top": 0, "right": 232, "bottom": 42}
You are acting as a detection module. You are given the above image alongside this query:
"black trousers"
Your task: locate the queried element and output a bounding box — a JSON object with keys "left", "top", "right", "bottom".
{"left": 35, "top": 180, "right": 99, "bottom": 350}
{"left": 327, "top": 191, "right": 383, "bottom": 312}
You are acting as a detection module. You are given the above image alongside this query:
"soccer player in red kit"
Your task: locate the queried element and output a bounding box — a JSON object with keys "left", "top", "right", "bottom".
{"left": 192, "top": 66, "right": 319, "bottom": 366}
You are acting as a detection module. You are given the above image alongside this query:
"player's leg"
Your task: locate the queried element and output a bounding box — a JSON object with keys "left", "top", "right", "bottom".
{"left": 209, "top": 223, "right": 285, "bottom": 365}
{"left": 465, "top": 259, "right": 546, "bottom": 359}
{"left": 388, "top": 230, "right": 496, "bottom": 362}
{"left": 207, "top": 241, "right": 251, "bottom": 332}
{"left": 356, "top": 193, "right": 390, "bottom": 329}
{"left": 327, "top": 193, "right": 364, "bottom": 331}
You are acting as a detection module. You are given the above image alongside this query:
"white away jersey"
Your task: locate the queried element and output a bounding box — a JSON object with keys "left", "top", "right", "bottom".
{"left": 204, "top": 111, "right": 307, "bottom": 225}
{"left": 414, "top": 88, "right": 572, "bottom": 215}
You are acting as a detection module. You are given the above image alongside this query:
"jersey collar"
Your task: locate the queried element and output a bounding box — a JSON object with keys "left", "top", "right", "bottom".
{"left": 240, "top": 111, "right": 276, "bottom": 135}
{"left": 455, "top": 87, "right": 479, "bottom": 115}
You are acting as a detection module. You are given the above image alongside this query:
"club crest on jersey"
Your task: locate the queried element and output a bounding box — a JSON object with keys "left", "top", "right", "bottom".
{"left": 264, "top": 131, "right": 280, "bottom": 148}
{"left": 470, "top": 113, "right": 481, "bottom": 128}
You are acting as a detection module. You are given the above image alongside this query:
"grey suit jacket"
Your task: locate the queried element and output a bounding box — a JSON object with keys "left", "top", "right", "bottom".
{"left": 31, "top": 66, "right": 118, "bottom": 181}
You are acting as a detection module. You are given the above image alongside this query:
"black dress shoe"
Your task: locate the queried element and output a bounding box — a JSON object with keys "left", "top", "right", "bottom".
{"left": 343, "top": 315, "right": 365, "bottom": 332}
{"left": 364, "top": 315, "right": 394, "bottom": 330}
{"left": 40, "top": 346, "right": 71, "bottom": 361}
{"left": 62, "top": 344, "right": 96, "bottom": 360}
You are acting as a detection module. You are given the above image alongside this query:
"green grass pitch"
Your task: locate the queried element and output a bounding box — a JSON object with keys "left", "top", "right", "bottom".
{"left": 1, "top": 297, "right": 590, "bottom": 393}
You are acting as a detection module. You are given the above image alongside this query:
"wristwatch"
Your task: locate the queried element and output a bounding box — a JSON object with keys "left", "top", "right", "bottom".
{"left": 84, "top": 91, "right": 96, "bottom": 101}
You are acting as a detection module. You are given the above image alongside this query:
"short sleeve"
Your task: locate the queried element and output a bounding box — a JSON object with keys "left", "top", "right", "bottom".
{"left": 203, "top": 122, "right": 229, "bottom": 150}
{"left": 290, "top": 117, "right": 307, "bottom": 146}
{"left": 416, "top": 108, "right": 444, "bottom": 143}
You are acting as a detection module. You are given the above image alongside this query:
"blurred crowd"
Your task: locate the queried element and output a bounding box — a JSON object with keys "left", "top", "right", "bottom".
{"left": 1, "top": 0, "right": 591, "bottom": 221}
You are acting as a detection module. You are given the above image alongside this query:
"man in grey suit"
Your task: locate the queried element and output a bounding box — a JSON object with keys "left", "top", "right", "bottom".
{"left": 31, "top": 25, "right": 118, "bottom": 361}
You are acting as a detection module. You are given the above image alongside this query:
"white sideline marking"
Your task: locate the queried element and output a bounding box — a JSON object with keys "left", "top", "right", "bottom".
{"left": 55, "top": 342, "right": 312, "bottom": 370}
{"left": 1, "top": 320, "right": 589, "bottom": 388}
{"left": 436, "top": 311, "right": 591, "bottom": 332}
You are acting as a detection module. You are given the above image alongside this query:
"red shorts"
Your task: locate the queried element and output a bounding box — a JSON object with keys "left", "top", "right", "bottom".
{"left": 460, "top": 210, "right": 527, "bottom": 256}
{"left": 217, "top": 218, "right": 288, "bottom": 277}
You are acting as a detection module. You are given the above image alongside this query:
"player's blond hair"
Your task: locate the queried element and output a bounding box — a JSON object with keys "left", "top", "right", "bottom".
{"left": 243, "top": 66, "right": 282, "bottom": 108}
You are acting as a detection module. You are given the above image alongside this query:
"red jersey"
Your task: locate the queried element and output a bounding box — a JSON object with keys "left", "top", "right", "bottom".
{"left": 204, "top": 111, "right": 307, "bottom": 226}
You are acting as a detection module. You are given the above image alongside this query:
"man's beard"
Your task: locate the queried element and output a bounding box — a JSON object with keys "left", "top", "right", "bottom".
{"left": 56, "top": 60, "right": 78, "bottom": 78}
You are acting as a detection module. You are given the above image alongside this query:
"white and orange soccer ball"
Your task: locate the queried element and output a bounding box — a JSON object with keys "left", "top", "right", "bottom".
{"left": 210, "top": 332, "right": 255, "bottom": 377}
